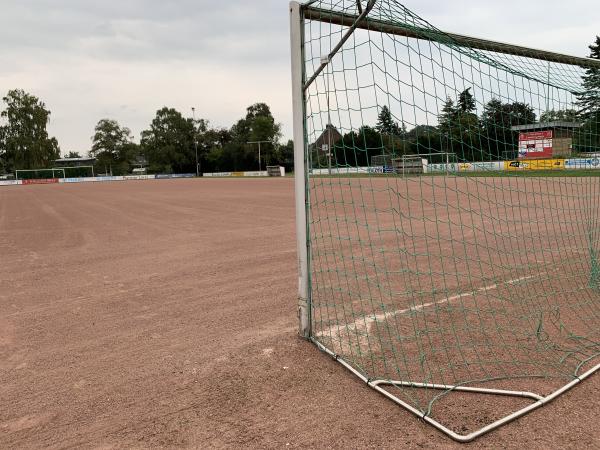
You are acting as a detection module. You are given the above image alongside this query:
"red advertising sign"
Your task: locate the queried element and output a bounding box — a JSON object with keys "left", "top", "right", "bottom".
{"left": 518, "top": 130, "right": 553, "bottom": 159}
{"left": 22, "top": 178, "right": 59, "bottom": 185}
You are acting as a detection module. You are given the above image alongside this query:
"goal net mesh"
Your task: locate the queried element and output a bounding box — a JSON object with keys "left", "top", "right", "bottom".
{"left": 300, "top": 0, "right": 600, "bottom": 434}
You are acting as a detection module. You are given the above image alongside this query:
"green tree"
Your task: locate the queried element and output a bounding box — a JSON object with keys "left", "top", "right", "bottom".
{"left": 335, "top": 126, "right": 383, "bottom": 167}
{"left": 227, "top": 103, "right": 282, "bottom": 170}
{"left": 278, "top": 139, "right": 294, "bottom": 172}
{"left": 540, "top": 109, "right": 580, "bottom": 122}
{"left": 481, "top": 99, "right": 536, "bottom": 159}
{"left": 458, "top": 88, "right": 476, "bottom": 113}
{"left": 576, "top": 36, "right": 600, "bottom": 118}
{"left": 573, "top": 37, "right": 600, "bottom": 152}
{"left": 65, "top": 151, "right": 82, "bottom": 158}
{"left": 573, "top": 111, "right": 600, "bottom": 152}
{"left": 376, "top": 106, "right": 402, "bottom": 135}
{"left": 141, "top": 107, "right": 196, "bottom": 174}
{"left": 375, "top": 106, "right": 408, "bottom": 157}
{"left": 90, "top": 119, "right": 138, "bottom": 175}
{"left": 91, "top": 119, "right": 132, "bottom": 159}
{"left": 0, "top": 89, "right": 60, "bottom": 172}
{"left": 406, "top": 124, "right": 442, "bottom": 155}
{"left": 202, "top": 127, "right": 232, "bottom": 172}
{"left": 438, "top": 90, "right": 482, "bottom": 160}
{"left": 438, "top": 98, "right": 458, "bottom": 134}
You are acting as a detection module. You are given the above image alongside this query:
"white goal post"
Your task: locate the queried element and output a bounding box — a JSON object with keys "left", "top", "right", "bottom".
{"left": 290, "top": 1, "right": 310, "bottom": 339}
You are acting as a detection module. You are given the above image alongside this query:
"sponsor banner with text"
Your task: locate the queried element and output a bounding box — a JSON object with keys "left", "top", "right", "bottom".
{"left": 156, "top": 173, "right": 195, "bottom": 179}
{"left": 504, "top": 159, "right": 565, "bottom": 171}
{"left": 123, "top": 175, "right": 156, "bottom": 180}
{"left": 203, "top": 171, "right": 268, "bottom": 177}
{"left": 457, "top": 161, "right": 504, "bottom": 172}
{"left": 202, "top": 172, "right": 232, "bottom": 177}
{"left": 310, "top": 167, "right": 371, "bottom": 175}
{"left": 564, "top": 158, "right": 600, "bottom": 169}
{"left": 22, "top": 178, "right": 59, "bottom": 185}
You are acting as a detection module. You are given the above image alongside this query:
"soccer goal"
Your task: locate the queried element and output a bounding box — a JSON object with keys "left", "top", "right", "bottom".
{"left": 290, "top": 0, "right": 600, "bottom": 442}
{"left": 15, "top": 168, "right": 65, "bottom": 180}
{"left": 55, "top": 165, "right": 95, "bottom": 178}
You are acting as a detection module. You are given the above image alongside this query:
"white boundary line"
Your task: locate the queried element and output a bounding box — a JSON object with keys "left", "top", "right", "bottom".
{"left": 373, "top": 274, "right": 538, "bottom": 321}
{"left": 316, "top": 274, "right": 539, "bottom": 339}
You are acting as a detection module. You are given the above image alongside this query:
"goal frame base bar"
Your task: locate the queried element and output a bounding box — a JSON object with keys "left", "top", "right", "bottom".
{"left": 314, "top": 339, "right": 600, "bottom": 443}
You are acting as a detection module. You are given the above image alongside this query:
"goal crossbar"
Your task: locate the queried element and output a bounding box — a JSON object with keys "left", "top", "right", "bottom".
{"left": 303, "top": 6, "right": 600, "bottom": 69}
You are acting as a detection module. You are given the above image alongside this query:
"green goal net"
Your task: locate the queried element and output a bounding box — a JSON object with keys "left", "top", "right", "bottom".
{"left": 15, "top": 168, "right": 65, "bottom": 180}
{"left": 15, "top": 166, "right": 94, "bottom": 180}
{"left": 291, "top": 0, "right": 600, "bottom": 441}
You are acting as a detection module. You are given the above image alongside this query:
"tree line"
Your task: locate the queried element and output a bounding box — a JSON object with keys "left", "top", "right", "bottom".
{"left": 0, "top": 93, "right": 293, "bottom": 176}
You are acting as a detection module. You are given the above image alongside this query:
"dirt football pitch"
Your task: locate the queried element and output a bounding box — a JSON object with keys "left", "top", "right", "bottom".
{"left": 1, "top": 178, "right": 599, "bottom": 449}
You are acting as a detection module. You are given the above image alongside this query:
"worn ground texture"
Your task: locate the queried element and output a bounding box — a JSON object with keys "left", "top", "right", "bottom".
{"left": 0, "top": 178, "right": 599, "bottom": 449}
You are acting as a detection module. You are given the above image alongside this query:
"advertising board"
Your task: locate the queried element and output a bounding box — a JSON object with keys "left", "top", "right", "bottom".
{"left": 22, "top": 178, "right": 59, "bottom": 185}
{"left": 504, "top": 159, "right": 565, "bottom": 171}
{"left": 518, "top": 130, "right": 553, "bottom": 159}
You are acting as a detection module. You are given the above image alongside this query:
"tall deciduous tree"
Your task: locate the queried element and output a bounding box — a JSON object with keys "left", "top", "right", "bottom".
{"left": 90, "top": 119, "right": 139, "bottom": 175}
{"left": 481, "top": 99, "right": 536, "bottom": 159}
{"left": 141, "top": 107, "right": 196, "bottom": 174}
{"left": 227, "top": 103, "right": 282, "bottom": 170}
{"left": 539, "top": 109, "right": 580, "bottom": 123}
{"left": 91, "top": 119, "right": 132, "bottom": 158}
{"left": 0, "top": 89, "right": 60, "bottom": 172}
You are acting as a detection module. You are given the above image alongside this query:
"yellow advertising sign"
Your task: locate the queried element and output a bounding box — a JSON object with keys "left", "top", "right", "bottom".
{"left": 504, "top": 159, "right": 565, "bottom": 171}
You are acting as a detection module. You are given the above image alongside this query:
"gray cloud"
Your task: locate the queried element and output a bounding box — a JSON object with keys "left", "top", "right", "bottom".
{"left": 0, "top": 0, "right": 598, "bottom": 152}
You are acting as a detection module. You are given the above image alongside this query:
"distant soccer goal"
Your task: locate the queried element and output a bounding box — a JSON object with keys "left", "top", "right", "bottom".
{"left": 15, "top": 168, "right": 65, "bottom": 180}
{"left": 55, "top": 165, "right": 95, "bottom": 178}
{"left": 15, "top": 166, "right": 94, "bottom": 180}
{"left": 291, "top": 0, "right": 600, "bottom": 442}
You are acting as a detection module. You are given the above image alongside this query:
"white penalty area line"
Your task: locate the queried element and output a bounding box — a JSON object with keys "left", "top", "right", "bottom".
{"left": 382, "top": 273, "right": 539, "bottom": 319}
{"left": 316, "top": 273, "right": 540, "bottom": 338}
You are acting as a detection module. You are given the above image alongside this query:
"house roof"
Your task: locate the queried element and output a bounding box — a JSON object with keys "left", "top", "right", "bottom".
{"left": 55, "top": 157, "right": 96, "bottom": 163}
{"left": 312, "top": 124, "right": 343, "bottom": 149}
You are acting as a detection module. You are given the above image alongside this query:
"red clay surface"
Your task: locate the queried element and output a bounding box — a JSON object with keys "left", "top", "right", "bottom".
{"left": 0, "top": 178, "right": 598, "bottom": 449}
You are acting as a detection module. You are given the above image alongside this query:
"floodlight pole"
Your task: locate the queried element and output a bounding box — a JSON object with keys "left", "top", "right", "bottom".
{"left": 247, "top": 140, "right": 271, "bottom": 172}
{"left": 191, "top": 107, "right": 200, "bottom": 177}
{"left": 290, "top": 1, "right": 310, "bottom": 338}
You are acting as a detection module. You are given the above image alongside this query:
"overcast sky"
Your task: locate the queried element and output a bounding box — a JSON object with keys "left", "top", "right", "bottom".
{"left": 0, "top": 0, "right": 598, "bottom": 153}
